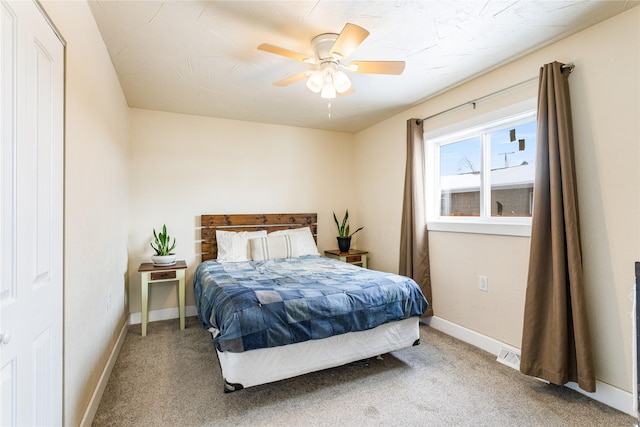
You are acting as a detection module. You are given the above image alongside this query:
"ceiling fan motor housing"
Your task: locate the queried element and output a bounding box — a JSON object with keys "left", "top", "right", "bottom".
{"left": 311, "top": 33, "right": 341, "bottom": 60}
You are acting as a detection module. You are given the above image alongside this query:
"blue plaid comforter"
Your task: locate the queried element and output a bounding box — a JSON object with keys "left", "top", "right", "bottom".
{"left": 194, "top": 255, "right": 428, "bottom": 353}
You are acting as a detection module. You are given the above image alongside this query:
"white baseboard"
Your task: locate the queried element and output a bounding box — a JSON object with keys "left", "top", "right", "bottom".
{"left": 79, "top": 320, "right": 129, "bottom": 427}
{"left": 423, "top": 316, "right": 506, "bottom": 355}
{"left": 129, "top": 305, "right": 198, "bottom": 325}
{"left": 423, "top": 316, "right": 637, "bottom": 418}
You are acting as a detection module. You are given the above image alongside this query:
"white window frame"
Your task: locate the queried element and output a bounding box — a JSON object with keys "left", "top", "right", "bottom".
{"left": 425, "top": 100, "right": 537, "bottom": 237}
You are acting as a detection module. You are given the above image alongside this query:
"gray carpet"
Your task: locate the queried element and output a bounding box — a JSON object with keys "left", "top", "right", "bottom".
{"left": 92, "top": 317, "right": 636, "bottom": 426}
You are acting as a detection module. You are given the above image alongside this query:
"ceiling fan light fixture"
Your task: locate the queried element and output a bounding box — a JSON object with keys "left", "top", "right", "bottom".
{"left": 320, "top": 82, "right": 336, "bottom": 99}
{"left": 333, "top": 70, "right": 351, "bottom": 93}
{"left": 308, "top": 62, "right": 347, "bottom": 99}
{"left": 306, "top": 70, "right": 324, "bottom": 93}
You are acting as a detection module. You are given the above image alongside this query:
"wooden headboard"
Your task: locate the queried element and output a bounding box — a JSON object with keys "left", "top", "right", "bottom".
{"left": 201, "top": 213, "right": 318, "bottom": 261}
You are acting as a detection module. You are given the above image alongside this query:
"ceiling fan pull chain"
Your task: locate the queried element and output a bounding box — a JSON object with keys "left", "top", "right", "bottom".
{"left": 327, "top": 101, "right": 332, "bottom": 118}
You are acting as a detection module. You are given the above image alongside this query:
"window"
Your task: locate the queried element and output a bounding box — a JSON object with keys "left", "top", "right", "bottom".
{"left": 426, "top": 109, "right": 536, "bottom": 236}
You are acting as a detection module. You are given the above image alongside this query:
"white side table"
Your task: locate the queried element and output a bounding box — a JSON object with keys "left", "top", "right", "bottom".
{"left": 138, "top": 260, "right": 187, "bottom": 336}
{"left": 324, "top": 249, "right": 368, "bottom": 268}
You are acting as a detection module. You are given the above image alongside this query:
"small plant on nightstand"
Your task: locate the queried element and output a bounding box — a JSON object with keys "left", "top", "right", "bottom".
{"left": 333, "top": 210, "right": 363, "bottom": 252}
{"left": 150, "top": 224, "right": 177, "bottom": 266}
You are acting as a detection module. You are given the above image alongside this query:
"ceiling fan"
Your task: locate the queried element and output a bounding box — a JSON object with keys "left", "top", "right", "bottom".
{"left": 258, "top": 23, "right": 405, "bottom": 99}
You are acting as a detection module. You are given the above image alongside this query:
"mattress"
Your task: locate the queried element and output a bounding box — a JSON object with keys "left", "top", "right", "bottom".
{"left": 194, "top": 255, "right": 428, "bottom": 353}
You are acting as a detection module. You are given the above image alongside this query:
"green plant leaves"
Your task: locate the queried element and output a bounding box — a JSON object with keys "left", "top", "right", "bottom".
{"left": 333, "top": 210, "right": 363, "bottom": 238}
{"left": 151, "top": 224, "right": 176, "bottom": 255}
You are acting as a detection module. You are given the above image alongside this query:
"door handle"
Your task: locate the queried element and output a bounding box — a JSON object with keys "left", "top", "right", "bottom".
{"left": 0, "top": 332, "right": 10, "bottom": 345}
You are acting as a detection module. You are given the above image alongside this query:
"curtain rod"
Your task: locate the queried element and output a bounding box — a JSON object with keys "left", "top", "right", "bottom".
{"left": 417, "top": 63, "right": 575, "bottom": 124}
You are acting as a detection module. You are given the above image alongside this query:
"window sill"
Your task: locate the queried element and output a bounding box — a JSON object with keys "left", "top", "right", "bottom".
{"left": 427, "top": 220, "right": 531, "bottom": 237}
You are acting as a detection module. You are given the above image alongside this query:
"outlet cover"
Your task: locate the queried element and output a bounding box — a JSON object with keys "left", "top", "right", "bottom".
{"left": 479, "top": 276, "right": 488, "bottom": 291}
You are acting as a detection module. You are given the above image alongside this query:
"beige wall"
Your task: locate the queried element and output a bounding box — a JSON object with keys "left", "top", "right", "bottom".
{"left": 41, "top": 1, "right": 130, "bottom": 426}
{"left": 354, "top": 7, "right": 640, "bottom": 395}
{"left": 128, "top": 109, "right": 356, "bottom": 313}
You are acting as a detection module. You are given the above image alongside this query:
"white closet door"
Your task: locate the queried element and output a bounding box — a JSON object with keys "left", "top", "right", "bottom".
{"left": 0, "top": 1, "right": 64, "bottom": 425}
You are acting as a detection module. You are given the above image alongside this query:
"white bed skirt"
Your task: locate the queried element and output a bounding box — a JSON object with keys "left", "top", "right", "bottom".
{"left": 216, "top": 316, "right": 420, "bottom": 391}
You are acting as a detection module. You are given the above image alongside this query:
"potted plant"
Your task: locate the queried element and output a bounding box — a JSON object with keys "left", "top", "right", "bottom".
{"left": 150, "top": 224, "right": 177, "bottom": 266}
{"left": 333, "top": 210, "right": 363, "bottom": 252}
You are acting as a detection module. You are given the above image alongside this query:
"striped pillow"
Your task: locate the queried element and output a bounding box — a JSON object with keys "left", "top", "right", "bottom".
{"left": 249, "top": 235, "right": 294, "bottom": 261}
{"left": 216, "top": 230, "right": 267, "bottom": 262}
{"left": 269, "top": 227, "right": 319, "bottom": 256}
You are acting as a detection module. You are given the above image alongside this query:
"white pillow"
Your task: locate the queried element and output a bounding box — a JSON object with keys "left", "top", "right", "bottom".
{"left": 249, "top": 235, "right": 294, "bottom": 261}
{"left": 216, "top": 230, "right": 267, "bottom": 262}
{"left": 269, "top": 227, "right": 319, "bottom": 257}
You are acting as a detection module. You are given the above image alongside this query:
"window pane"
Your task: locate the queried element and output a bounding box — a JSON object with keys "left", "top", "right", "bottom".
{"left": 440, "top": 137, "right": 481, "bottom": 217}
{"left": 490, "top": 120, "right": 536, "bottom": 217}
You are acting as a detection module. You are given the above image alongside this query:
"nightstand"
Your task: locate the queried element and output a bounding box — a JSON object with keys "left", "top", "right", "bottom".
{"left": 138, "top": 260, "right": 187, "bottom": 336}
{"left": 324, "top": 249, "right": 368, "bottom": 268}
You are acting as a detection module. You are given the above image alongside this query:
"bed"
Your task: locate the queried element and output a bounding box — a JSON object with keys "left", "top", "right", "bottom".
{"left": 195, "top": 213, "right": 429, "bottom": 392}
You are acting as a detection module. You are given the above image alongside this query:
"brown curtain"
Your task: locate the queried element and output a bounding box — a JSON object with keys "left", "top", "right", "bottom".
{"left": 520, "top": 62, "right": 595, "bottom": 392}
{"left": 399, "top": 118, "right": 432, "bottom": 316}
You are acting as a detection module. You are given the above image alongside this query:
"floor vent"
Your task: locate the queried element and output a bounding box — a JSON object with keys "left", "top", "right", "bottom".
{"left": 497, "top": 345, "right": 521, "bottom": 370}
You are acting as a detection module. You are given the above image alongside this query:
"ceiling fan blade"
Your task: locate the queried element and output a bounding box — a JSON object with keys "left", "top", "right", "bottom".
{"left": 338, "top": 86, "right": 355, "bottom": 97}
{"left": 258, "top": 43, "right": 313, "bottom": 63}
{"left": 330, "top": 23, "right": 369, "bottom": 59}
{"left": 273, "top": 72, "right": 309, "bottom": 87}
{"left": 349, "top": 61, "right": 406, "bottom": 75}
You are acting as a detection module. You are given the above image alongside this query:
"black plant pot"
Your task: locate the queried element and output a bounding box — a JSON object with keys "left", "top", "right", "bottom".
{"left": 337, "top": 236, "right": 351, "bottom": 252}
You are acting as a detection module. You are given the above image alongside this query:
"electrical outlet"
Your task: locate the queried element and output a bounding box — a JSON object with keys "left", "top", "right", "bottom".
{"left": 479, "top": 276, "right": 488, "bottom": 292}
{"left": 107, "top": 292, "right": 112, "bottom": 312}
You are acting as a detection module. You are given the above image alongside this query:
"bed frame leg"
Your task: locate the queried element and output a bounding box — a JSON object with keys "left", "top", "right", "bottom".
{"left": 223, "top": 379, "right": 244, "bottom": 393}
{"left": 413, "top": 339, "right": 421, "bottom": 346}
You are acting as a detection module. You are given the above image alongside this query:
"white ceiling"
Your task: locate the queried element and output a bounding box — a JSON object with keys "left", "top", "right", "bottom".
{"left": 88, "top": 1, "right": 638, "bottom": 133}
